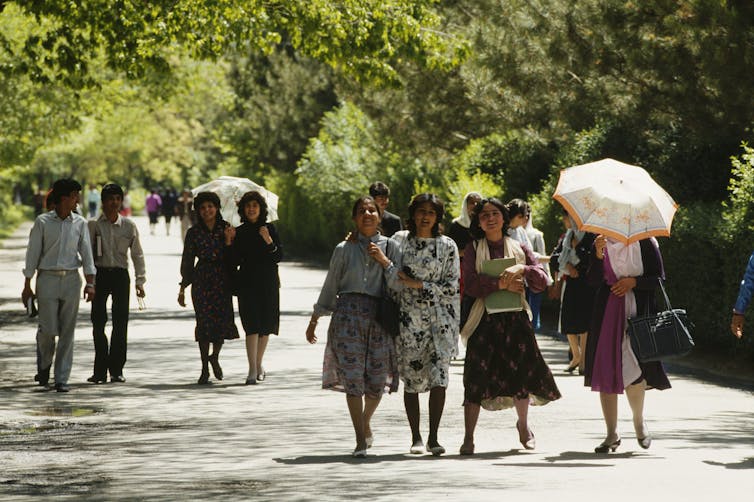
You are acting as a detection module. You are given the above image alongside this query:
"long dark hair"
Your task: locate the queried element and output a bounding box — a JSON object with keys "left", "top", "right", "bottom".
{"left": 469, "top": 197, "right": 510, "bottom": 239}
{"left": 407, "top": 193, "right": 444, "bottom": 237}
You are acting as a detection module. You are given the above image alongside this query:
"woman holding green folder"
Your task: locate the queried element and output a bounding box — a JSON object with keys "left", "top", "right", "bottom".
{"left": 459, "top": 198, "right": 561, "bottom": 455}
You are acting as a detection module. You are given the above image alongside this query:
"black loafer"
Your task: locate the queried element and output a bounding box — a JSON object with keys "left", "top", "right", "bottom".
{"left": 55, "top": 383, "right": 70, "bottom": 393}
{"left": 110, "top": 375, "right": 126, "bottom": 383}
{"left": 87, "top": 375, "right": 107, "bottom": 384}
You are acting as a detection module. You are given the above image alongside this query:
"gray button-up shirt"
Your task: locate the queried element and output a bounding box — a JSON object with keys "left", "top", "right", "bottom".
{"left": 88, "top": 214, "right": 147, "bottom": 286}
{"left": 23, "top": 210, "right": 96, "bottom": 278}
{"left": 313, "top": 233, "right": 398, "bottom": 317}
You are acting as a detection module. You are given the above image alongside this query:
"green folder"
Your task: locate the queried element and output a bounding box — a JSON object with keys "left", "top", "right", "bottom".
{"left": 481, "top": 258, "right": 524, "bottom": 313}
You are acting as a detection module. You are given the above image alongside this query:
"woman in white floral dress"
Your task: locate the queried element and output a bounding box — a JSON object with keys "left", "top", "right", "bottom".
{"left": 389, "top": 193, "right": 460, "bottom": 456}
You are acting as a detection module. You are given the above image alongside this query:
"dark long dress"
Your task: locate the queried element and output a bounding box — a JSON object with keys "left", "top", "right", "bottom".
{"left": 583, "top": 238, "right": 671, "bottom": 391}
{"left": 180, "top": 217, "right": 239, "bottom": 343}
{"left": 230, "top": 222, "right": 283, "bottom": 336}
{"left": 551, "top": 232, "right": 597, "bottom": 333}
{"left": 462, "top": 238, "right": 562, "bottom": 410}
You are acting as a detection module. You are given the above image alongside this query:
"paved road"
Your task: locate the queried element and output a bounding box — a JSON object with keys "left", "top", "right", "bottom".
{"left": 0, "top": 216, "right": 752, "bottom": 501}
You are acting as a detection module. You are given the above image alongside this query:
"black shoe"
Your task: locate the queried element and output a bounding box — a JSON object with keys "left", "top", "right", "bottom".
{"left": 198, "top": 369, "right": 210, "bottom": 385}
{"left": 87, "top": 375, "right": 107, "bottom": 384}
{"left": 110, "top": 375, "right": 126, "bottom": 383}
{"left": 594, "top": 438, "right": 621, "bottom": 453}
{"left": 55, "top": 383, "right": 70, "bottom": 393}
{"left": 209, "top": 354, "right": 223, "bottom": 381}
{"left": 35, "top": 365, "right": 51, "bottom": 387}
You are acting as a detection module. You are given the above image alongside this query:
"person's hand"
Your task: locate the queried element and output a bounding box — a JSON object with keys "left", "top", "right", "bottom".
{"left": 21, "top": 285, "right": 33, "bottom": 307}
{"left": 610, "top": 277, "right": 637, "bottom": 297}
{"left": 83, "top": 284, "right": 95, "bottom": 302}
{"left": 178, "top": 288, "right": 186, "bottom": 307}
{"left": 731, "top": 313, "right": 744, "bottom": 338}
{"left": 259, "top": 225, "right": 272, "bottom": 244}
{"left": 224, "top": 225, "right": 236, "bottom": 245}
{"left": 567, "top": 263, "right": 579, "bottom": 278}
{"left": 306, "top": 321, "right": 318, "bottom": 344}
{"left": 594, "top": 234, "right": 607, "bottom": 259}
{"left": 367, "top": 242, "right": 390, "bottom": 267}
{"left": 499, "top": 275, "right": 524, "bottom": 293}
{"left": 398, "top": 271, "right": 422, "bottom": 289}
{"left": 136, "top": 285, "right": 146, "bottom": 298}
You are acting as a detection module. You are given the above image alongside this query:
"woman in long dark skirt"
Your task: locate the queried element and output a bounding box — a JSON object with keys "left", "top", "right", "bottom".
{"left": 459, "top": 198, "right": 561, "bottom": 455}
{"left": 228, "top": 191, "right": 283, "bottom": 385}
{"left": 178, "top": 192, "right": 239, "bottom": 384}
{"left": 585, "top": 235, "right": 671, "bottom": 453}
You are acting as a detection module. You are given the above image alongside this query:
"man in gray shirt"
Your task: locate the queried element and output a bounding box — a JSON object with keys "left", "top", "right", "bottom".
{"left": 87, "top": 183, "right": 146, "bottom": 384}
{"left": 22, "top": 178, "right": 96, "bottom": 392}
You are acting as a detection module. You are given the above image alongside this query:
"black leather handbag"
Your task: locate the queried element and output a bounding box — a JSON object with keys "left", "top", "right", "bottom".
{"left": 627, "top": 279, "right": 694, "bottom": 362}
{"left": 376, "top": 295, "right": 400, "bottom": 338}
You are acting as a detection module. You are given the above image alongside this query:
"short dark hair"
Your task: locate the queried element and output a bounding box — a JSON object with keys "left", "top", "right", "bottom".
{"left": 469, "top": 197, "right": 510, "bottom": 239}
{"left": 237, "top": 191, "right": 268, "bottom": 224}
{"left": 507, "top": 198, "right": 530, "bottom": 219}
{"left": 352, "top": 195, "right": 378, "bottom": 218}
{"left": 407, "top": 193, "right": 444, "bottom": 237}
{"left": 50, "top": 178, "right": 82, "bottom": 205}
{"left": 193, "top": 191, "right": 221, "bottom": 214}
{"left": 368, "top": 182, "right": 390, "bottom": 198}
{"left": 101, "top": 183, "right": 124, "bottom": 202}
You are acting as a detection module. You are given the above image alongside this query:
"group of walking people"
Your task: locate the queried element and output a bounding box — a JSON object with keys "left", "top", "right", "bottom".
{"left": 20, "top": 177, "right": 753, "bottom": 459}
{"left": 304, "top": 185, "right": 685, "bottom": 459}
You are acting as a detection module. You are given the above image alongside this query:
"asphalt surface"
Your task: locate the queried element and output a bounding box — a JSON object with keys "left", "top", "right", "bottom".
{"left": 0, "top": 216, "right": 752, "bottom": 501}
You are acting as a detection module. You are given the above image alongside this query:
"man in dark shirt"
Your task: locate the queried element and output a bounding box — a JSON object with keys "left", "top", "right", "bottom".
{"left": 369, "top": 181, "right": 403, "bottom": 237}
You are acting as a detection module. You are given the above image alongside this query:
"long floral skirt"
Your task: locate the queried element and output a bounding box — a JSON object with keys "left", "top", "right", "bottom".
{"left": 463, "top": 311, "right": 561, "bottom": 410}
{"left": 322, "top": 294, "right": 399, "bottom": 397}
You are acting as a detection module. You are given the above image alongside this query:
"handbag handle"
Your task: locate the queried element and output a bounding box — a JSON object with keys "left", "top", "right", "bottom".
{"left": 657, "top": 278, "right": 673, "bottom": 311}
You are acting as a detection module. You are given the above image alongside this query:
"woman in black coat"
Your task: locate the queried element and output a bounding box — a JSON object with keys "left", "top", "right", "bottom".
{"left": 228, "top": 191, "right": 283, "bottom": 385}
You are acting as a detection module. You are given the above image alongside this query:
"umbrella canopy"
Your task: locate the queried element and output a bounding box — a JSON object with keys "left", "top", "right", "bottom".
{"left": 552, "top": 158, "right": 678, "bottom": 244}
{"left": 192, "top": 176, "right": 279, "bottom": 227}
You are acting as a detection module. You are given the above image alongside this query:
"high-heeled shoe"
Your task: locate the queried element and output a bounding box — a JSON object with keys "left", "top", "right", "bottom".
{"left": 365, "top": 435, "right": 374, "bottom": 449}
{"left": 426, "top": 440, "right": 446, "bottom": 456}
{"left": 516, "top": 421, "right": 535, "bottom": 450}
{"left": 565, "top": 363, "right": 578, "bottom": 374}
{"left": 352, "top": 448, "right": 367, "bottom": 458}
{"left": 209, "top": 354, "right": 223, "bottom": 380}
{"left": 197, "top": 369, "right": 210, "bottom": 385}
{"left": 409, "top": 440, "right": 424, "bottom": 454}
{"left": 637, "top": 421, "right": 652, "bottom": 449}
{"left": 594, "top": 437, "right": 621, "bottom": 453}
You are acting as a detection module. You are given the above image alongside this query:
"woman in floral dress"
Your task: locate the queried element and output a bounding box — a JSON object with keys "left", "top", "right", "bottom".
{"left": 305, "top": 196, "right": 399, "bottom": 458}
{"left": 459, "top": 198, "right": 561, "bottom": 455}
{"left": 389, "top": 193, "right": 459, "bottom": 456}
{"left": 178, "top": 192, "right": 239, "bottom": 384}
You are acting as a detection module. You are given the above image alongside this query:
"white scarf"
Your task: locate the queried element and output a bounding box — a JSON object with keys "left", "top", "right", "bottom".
{"left": 606, "top": 239, "right": 643, "bottom": 317}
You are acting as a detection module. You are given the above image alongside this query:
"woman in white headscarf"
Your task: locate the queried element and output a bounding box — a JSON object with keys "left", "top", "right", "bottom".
{"left": 585, "top": 235, "right": 670, "bottom": 454}
{"left": 447, "top": 192, "right": 482, "bottom": 261}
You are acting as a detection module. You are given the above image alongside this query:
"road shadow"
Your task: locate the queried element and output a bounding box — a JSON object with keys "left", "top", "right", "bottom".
{"left": 703, "top": 457, "right": 754, "bottom": 470}
{"left": 274, "top": 449, "right": 520, "bottom": 465}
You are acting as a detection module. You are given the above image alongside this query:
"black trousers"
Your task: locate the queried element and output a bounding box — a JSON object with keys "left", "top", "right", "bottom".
{"left": 91, "top": 268, "right": 130, "bottom": 378}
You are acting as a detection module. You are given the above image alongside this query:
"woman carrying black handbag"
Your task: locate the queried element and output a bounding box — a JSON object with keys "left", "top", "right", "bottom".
{"left": 584, "top": 235, "right": 671, "bottom": 454}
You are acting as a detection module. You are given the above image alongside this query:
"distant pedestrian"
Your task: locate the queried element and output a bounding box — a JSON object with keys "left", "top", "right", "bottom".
{"left": 523, "top": 207, "right": 551, "bottom": 331}
{"left": 87, "top": 183, "right": 146, "bottom": 384}
{"left": 227, "top": 191, "right": 283, "bottom": 385}
{"left": 162, "top": 188, "right": 178, "bottom": 236}
{"left": 731, "top": 250, "right": 754, "bottom": 338}
{"left": 369, "top": 181, "right": 403, "bottom": 237}
{"left": 388, "top": 194, "right": 460, "bottom": 456}
{"left": 459, "top": 198, "right": 560, "bottom": 455}
{"left": 176, "top": 189, "right": 196, "bottom": 241}
{"left": 585, "top": 235, "right": 670, "bottom": 453}
{"left": 87, "top": 185, "right": 100, "bottom": 218}
{"left": 22, "top": 178, "right": 96, "bottom": 392}
{"left": 306, "top": 196, "right": 399, "bottom": 458}
{"left": 551, "top": 209, "right": 596, "bottom": 373}
{"left": 178, "top": 192, "right": 239, "bottom": 384}
{"left": 119, "top": 189, "right": 132, "bottom": 217}
{"left": 145, "top": 189, "right": 162, "bottom": 235}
